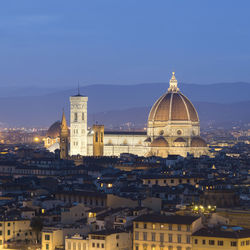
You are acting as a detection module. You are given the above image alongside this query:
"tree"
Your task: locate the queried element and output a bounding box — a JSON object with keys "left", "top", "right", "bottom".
{"left": 30, "top": 217, "right": 43, "bottom": 243}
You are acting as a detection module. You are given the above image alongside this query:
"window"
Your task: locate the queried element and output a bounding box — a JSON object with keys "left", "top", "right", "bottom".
{"left": 160, "top": 233, "right": 164, "bottom": 242}
{"left": 144, "top": 224, "right": 147, "bottom": 229}
{"left": 171, "top": 179, "right": 174, "bottom": 183}
{"left": 101, "top": 243, "right": 104, "bottom": 248}
{"left": 178, "top": 225, "right": 181, "bottom": 231}
{"left": 101, "top": 132, "right": 103, "bottom": 143}
{"left": 186, "top": 235, "right": 190, "bottom": 244}
{"left": 46, "top": 244, "right": 49, "bottom": 250}
{"left": 160, "top": 224, "right": 164, "bottom": 229}
{"left": 78, "top": 243, "right": 81, "bottom": 250}
{"left": 116, "top": 234, "right": 119, "bottom": 239}
{"left": 0, "top": 231, "right": 2, "bottom": 236}
{"left": 135, "top": 223, "right": 138, "bottom": 228}
{"left": 143, "top": 245, "right": 147, "bottom": 250}
{"left": 169, "top": 224, "right": 172, "bottom": 230}
{"left": 186, "top": 225, "right": 190, "bottom": 232}
{"left": 186, "top": 248, "right": 191, "bottom": 250}
{"left": 135, "top": 246, "right": 139, "bottom": 250}
{"left": 152, "top": 224, "right": 156, "bottom": 229}
{"left": 95, "top": 132, "right": 98, "bottom": 142}
{"left": 177, "top": 247, "right": 182, "bottom": 250}
{"left": 168, "top": 247, "right": 173, "bottom": 250}
{"left": 74, "top": 113, "right": 78, "bottom": 122}
{"left": 231, "top": 241, "right": 237, "bottom": 246}
{"left": 0, "top": 223, "right": 2, "bottom": 227}
{"left": 209, "top": 240, "right": 215, "bottom": 245}
{"left": 7, "top": 223, "right": 10, "bottom": 226}
{"left": 92, "top": 243, "right": 95, "bottom": 247}
{"left": 151, "top": 246, "right": 156, "bottom": 250}
{"left": 67, "top": 242, "right": 71, "bottom": 250}
{"left": 97, "top": 243, "right": 100, "bottom": 248}
{"left": 151, "top": 232, "right": 156, "bottom": 241}
{"left": 194, "top": 239, "right": 198, "bottom": 244}
{"left": 246, "top": 240, "right": 249, "bottom": 245}
{"left": 178, "top": 234, "right": 181, "bottom": 243}
{"left": 45, "top": 235, "right": 50, "bottom": 241}
{"left": 0, "top": 240, "right": 2, "bottom": 245}
{"left": 143, "top": 232, "right": 147, "bottom": 241}
{"left": 156, "top": 180, "right": 158, "bottom": 185}
{"left": 218, "top": 240, "right": 223, "bottom": 246}
{"left": 169, "top": 234, "right": 172, "bottom": 243}
{"left": 241, "top": 241, "right": 245, "bottom": 246}
{"left": 7, "top": 230, "right": 10, "bottom": 235}
{"left": 73, "top": 242, "right": 76, "bottom": 250}
{"left": 82, "top": 113, "right": 84, "bottom": 120}
{"left": 135, "top": 232, "right": 139, "bottom": 240}
{"left": 202, "top": 239, "right": 206, "bottom": 245}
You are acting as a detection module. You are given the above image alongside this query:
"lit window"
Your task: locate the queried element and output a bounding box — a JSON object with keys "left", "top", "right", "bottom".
{"left": 152, "top": 224, "right": 156, "bottom": 229}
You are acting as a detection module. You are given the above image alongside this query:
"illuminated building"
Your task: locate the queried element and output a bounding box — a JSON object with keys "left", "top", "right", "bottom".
{"left": 60, "top": 111, "right": 69, "bottom": 159}
{"left": 69, "top": 93, "right": 88, "bottom": 156}
{"left": 133, "top": 214, "right": 202, "bottom": 250}
{"left": 65, "top": 230, "right": 132, "bottom": 250}
{"left": 47, "top": 72, "right": 209, "bottom": 158}
{"left": 0, "top": 219, "right": 35, "bottom": 249}
{"left": 192, "top": 226, "right": 250, "bottom": 250}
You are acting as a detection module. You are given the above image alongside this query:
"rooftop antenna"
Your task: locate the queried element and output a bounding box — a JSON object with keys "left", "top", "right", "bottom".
{"left": 77, "top": 82, "right": 80, "bottom": 95}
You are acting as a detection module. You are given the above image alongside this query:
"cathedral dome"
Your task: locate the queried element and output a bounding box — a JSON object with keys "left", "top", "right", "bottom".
{"left": 148, "top": 72, "right": 199, "bottom": 123}
{"left": 46, "top": 121, "right": 61, "bottom": 138}
{"left": 150, "top": 137, "right": 169, "bottom": 147}
{"left": 191, "top": 137, "right": 207, "bottom": 147}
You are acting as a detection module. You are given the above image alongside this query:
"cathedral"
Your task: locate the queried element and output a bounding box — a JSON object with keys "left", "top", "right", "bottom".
{"left": 44, "top": 73, "right": 208, "bottom": 158}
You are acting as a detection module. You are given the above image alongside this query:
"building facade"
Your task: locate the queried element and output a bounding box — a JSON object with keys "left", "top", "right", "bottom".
{"left": 70, "top": 94, "right": 88, "bottom": 156}
{"left": 46, "top": 72, "right": 209, "bottom": 158}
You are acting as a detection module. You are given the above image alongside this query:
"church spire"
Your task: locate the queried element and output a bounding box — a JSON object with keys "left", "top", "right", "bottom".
{"left": 61, "top": 110, "right": 68, "bottom": 132}
{"left": 60, "top": 110, "right": 69, "bottom": 160}
{"left": 168, "top": 72, "right": 179, "bottom": 92}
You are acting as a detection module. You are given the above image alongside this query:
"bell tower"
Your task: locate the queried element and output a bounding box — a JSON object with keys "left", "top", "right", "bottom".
{"left": 70, "top": 91, "right": 88, "bottom": 156}
{"left": 93, "top": 124, "right": 104, "bottom": 156}
{"left": 60, "top": 110, "right": 69, "bottom": 159}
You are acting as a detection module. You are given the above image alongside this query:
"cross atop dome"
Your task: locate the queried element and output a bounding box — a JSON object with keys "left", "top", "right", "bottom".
{"left": 168, "top": 72, "right": 179, "bottom": 92}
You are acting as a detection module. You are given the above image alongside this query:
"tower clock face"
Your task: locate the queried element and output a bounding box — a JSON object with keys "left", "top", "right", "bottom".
{"left": 177, "top": 130, "right": 182, "bottom": 135}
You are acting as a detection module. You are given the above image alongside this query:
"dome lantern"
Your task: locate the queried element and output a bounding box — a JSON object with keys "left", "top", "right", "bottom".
{"left": 168, "top": 72, "right": 179, "bottom": 92}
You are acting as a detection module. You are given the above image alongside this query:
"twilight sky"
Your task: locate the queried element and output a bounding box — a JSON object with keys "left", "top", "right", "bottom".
{"left": 0, "top": 0, "right": 250, "bottom": 87}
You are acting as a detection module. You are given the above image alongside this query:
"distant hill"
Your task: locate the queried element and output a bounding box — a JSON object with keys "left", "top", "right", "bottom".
{"left": 90, "top": 101, "right": 250, "bottom": 129}
{"left": 0, "top": 82, "right": 249, "bottom": 127}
